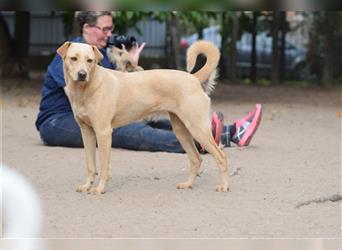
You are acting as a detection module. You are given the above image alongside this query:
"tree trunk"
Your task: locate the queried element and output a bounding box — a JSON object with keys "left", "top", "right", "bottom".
{"left": 279, "top": 11, "right": 286, "bottom": 83}
{"left": 14, "top": 11, "right": 30, "bottom": 78}
{"left": 14, "top": 12, "right": 30, "bottom": 59}
{"left": 250, "top": 11, "right": 258, "bottom": 84}
{"left": 0, "top": 12, "right": 14, "bottom": 77}
{"left": 229, "top": 11, "right": 238, "bottom": 82}
{"left": 167, "top": 13, "right": 181, "bottom": 70}
{"left": 323, "top": 12, "right": 333, "bottom": 87}
{"left": 198, "top": 27, "right": 203, "bottom": 39}
{"left": 219, "top": 12, "right": 229, "bottom": 79}
{"left": 271, "top": 11, "right": 280, "bottom": 85}
{"left": 1, "top": 11, "right": 30, "bottom": 79}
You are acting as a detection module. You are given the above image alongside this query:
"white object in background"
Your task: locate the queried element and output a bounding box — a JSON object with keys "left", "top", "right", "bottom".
{"left": 1, "top": 164, "right": 42, "bottom": 238}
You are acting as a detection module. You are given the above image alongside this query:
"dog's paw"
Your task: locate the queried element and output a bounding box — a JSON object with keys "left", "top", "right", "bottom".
{"left": 88, "top": 186, "right": 106, "bottom": 195}
{"left": 76, "top": 184, "right": 91, "bottom": 193}
{"left": 216, "top": 184, "right": 229, "bottom": 192}
{"left": 176, "top": 182, "right": 193, "bottom": 190}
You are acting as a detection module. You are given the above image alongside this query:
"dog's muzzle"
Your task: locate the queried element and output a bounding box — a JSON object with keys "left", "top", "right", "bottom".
{"left": 77, "top": 70, "right": 87, "bottom": 81}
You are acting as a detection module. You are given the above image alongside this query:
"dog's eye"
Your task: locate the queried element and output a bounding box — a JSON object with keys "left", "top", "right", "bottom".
{"left": 70, "top": 57, "right": 77, "bottom": 61}
{"left": 87, "top": 59, "right": 93, "bottom": 63}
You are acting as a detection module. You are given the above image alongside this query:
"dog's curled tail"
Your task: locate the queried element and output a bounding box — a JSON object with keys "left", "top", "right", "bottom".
{"left": 186, "top": 40, "right": 220, "bottom": 95}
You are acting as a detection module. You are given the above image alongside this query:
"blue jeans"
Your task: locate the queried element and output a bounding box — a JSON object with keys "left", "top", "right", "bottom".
{"left": 38, "top": 113, "right": 185, "bottom": 153}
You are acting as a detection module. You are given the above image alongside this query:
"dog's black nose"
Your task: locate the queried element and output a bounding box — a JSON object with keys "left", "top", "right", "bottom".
{"left": 77, "top": 70, "right": 87, "bottom": 81}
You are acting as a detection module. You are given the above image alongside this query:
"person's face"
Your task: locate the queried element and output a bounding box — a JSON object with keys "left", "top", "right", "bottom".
{"left": 83, "top": 15, "right": 113, "bottom": 49}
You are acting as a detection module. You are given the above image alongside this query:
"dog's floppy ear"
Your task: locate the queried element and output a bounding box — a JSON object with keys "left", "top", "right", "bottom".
{"left": 57, "top": 42, "right": 71, "bottom": 59}
{"left": 92, "top": 45, "right": 104, "bottom": 63}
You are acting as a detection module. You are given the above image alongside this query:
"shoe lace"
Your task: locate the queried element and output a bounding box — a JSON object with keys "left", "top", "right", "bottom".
{"left": 235, "top": 120, "right": 251, "bottom": 140}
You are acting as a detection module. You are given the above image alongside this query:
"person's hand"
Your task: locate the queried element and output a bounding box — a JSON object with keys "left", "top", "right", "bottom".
{"left": 128, "top": 42, "right": 146, "bottom": 64}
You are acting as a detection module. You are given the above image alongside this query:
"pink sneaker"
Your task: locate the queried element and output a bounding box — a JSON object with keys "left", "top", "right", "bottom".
{"left": 211, "top": 111, "right": 224, "bottom": 145}
{"left": 199, "top": 111, "right": 224, "bottom": 153}
{"left": 232, "top": 104, "right": 262, "bottom": 146}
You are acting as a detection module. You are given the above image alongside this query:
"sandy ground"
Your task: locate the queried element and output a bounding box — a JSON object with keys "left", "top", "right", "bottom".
{"left": 1, "top": 75, "right": 341, "bottom": 242}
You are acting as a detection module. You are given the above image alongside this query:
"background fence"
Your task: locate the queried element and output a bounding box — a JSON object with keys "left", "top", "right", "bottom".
{"left": 2, "top": 11, "right": 167, "bottom": 58}
{"left": 1, "top": 11, "right": 341, "bottom": 85}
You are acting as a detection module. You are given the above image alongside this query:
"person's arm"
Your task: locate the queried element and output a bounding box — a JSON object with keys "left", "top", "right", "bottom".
{"left": 48, "top": 54, "right": 70, "bottom": 98}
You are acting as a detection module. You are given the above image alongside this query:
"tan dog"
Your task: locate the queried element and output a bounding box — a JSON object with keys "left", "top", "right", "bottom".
{"left": 57, "top": 40, "right": 228, "bottom": 195}
{"left": 107, "top": 45, "right": 144, "bottom": 72}
{"left": 107, "top": 45, "right": 166, "bottom": 122}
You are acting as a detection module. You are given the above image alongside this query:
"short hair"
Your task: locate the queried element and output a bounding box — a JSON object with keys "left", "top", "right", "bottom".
{"left": 74, "top": 11, "right": 113, "bottom": 34}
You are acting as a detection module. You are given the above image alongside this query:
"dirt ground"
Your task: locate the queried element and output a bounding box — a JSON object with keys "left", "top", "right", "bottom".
{"left": 1, "top": 74, "right": 341, "bottom": 242}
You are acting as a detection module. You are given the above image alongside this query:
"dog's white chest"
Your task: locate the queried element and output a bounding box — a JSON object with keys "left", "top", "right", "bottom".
{"left": 74, "top": 106, "right": 91, "bottom": 125}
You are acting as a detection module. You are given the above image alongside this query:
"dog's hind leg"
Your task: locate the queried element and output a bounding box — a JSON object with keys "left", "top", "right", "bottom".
{"left": 77, "top": 123, "right": 97, "bottom": 193}
{"left": 186, "top": 123, "right": 229, "bottom": 192}
{"left": 169, "top": 113, "right": 202, "bottom": 190}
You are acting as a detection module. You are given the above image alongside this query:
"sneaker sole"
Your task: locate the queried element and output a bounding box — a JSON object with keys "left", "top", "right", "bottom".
{"left": 201, "top": 112, "right": 224, "bottom": 152}
{"left": 213, "top": 112, "right": 224, "bottom": 145}
{"left": 238, "top": 104, "right": 262, "bottom": 146}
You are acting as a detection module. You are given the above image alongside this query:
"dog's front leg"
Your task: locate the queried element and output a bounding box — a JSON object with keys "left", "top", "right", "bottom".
{"left": 89, "top": 127, "right": 112, "bottom": 195}
{"left": 76, "top": 123, "right": 97, "bottom": 193}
